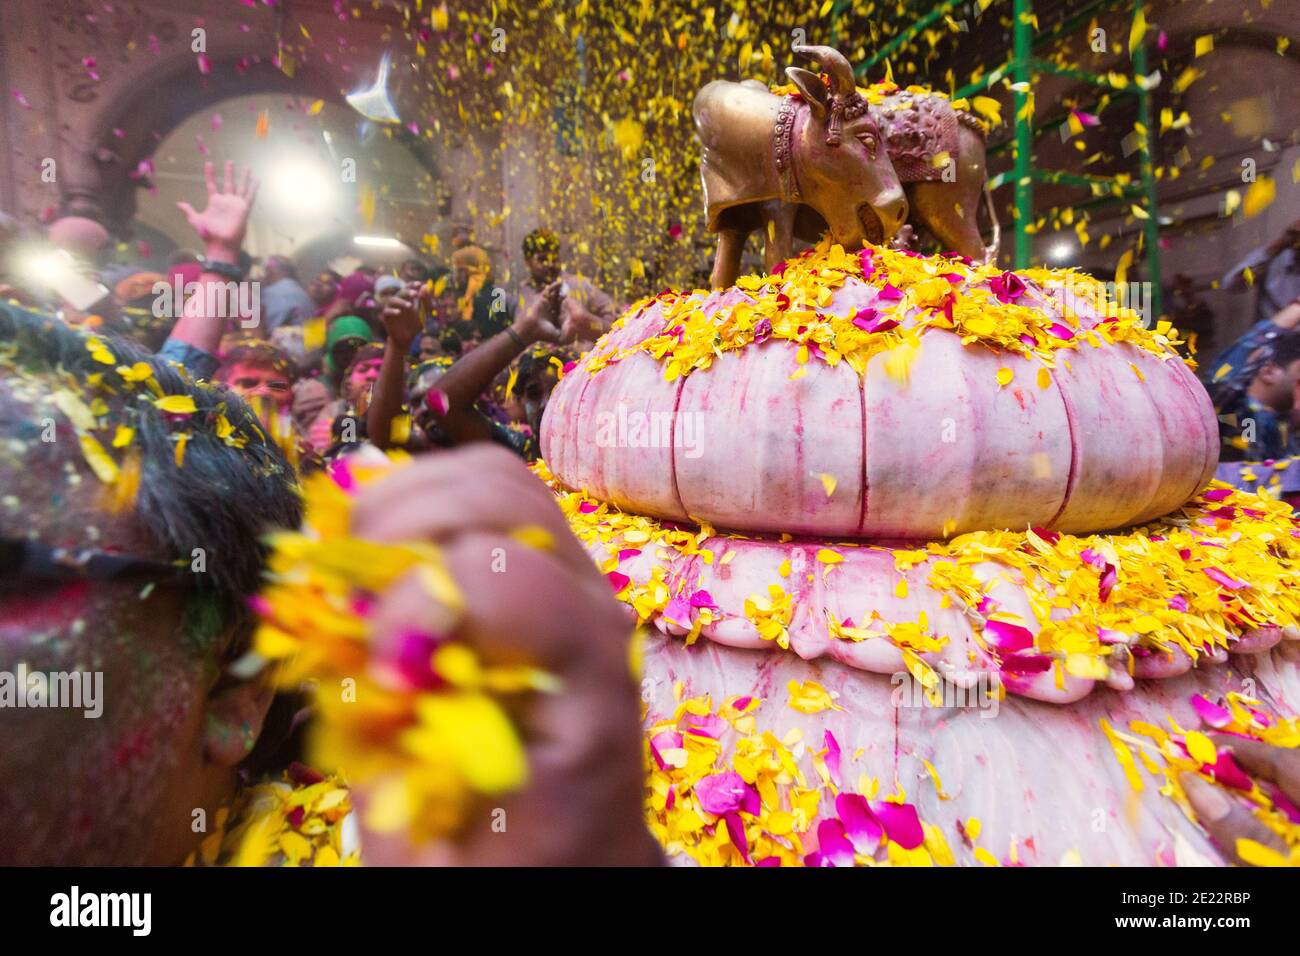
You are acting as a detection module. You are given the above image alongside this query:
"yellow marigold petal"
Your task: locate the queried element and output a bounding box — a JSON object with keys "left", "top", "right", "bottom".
{"left": 1184, "top": 730, "right": 1217, "bottom": 766}
{"left": 510, "top": 524, "right": 555, "bottom": 551}
{"left": 78, "top": 433, "right": 119, "bottom": 484}
{"left": 155, "top": 394, "right": 198, "bottom": 415}
{"left": 414, "top": 692, "right": 527, "bottom": 794}
{"left": 787, "top": 679, "right": 839, "bottom": 714}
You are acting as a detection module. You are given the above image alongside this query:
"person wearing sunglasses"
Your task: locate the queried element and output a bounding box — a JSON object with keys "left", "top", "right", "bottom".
{"left": 214, "top": 342, "right": 295, "bottom": 410}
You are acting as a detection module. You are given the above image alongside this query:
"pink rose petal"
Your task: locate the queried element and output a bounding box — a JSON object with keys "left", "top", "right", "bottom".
{"left": 873, "top": 801, "right": 924, "bottom": 850}
{"left": 1097, "top": 627, "right": 1128, "bottom": 645}
{"left": 1206, "top": 752, "right": 1253, "bottom": 791}
{"left": 663, "top": 595, "right": 692, "bottom": 626}
{"left": 1000, "top": 653, "right": 1052, "bottom": 674}
{"left": 426, "top": 388, "right": 449, "bottom": 416}
{"left": 1270, "top": 785, "right": 1300, "bottom": 824}
{"left": 816, "top": 818, "right": 857, "bottom": 866}
{"left": 1203, "top": 567, "right": 1247, "bottom": 590}
{"left": 327, "top": 458, "right": 355, "bottom": 492}
{"left": 723, "top": 812, "right": 753, "bottom": 864}
{"left": 1190, "top": 694, "right": 1232, "bottom": 729}
{"left": 983, "top": 618, "right": 1035, "bottom": 652}
{"left": 695, "top": 771, "right": 751, "bottom": 816}
{"left": 988, "top": 271, "right": 1027, "bottom": 303}
{"left": 682, "top": 713, "right": 727, "bottom": 740}
{"left": 823, "top": 730, "right": 842, "bottom": 787}
{"left": 835, "top": 793, "right": 882, "bottom": 855}
{"left": 689, "top": 589, "right": 717, "bottom": 609}
{"left": 1098, "top": 564, "right": 1118, "bottom": 602}
{"left": 649, "top": 731, "right": 683, "bottom": 771}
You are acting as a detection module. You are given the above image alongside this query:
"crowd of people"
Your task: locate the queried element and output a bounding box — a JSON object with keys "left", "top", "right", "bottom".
{"left": 3, "top": 159, "right": 1300, "bottom": 868}
{"left": 0, "top": 162, "right": 621, "bottom": 479}
{"left": 0, "top": 161, "right": 660, "bottom": 866}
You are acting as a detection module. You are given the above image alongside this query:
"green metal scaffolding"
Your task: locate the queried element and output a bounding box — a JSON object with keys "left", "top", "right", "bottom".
{"left": 834, "top": 0, "right": 1164, "bottom": 318}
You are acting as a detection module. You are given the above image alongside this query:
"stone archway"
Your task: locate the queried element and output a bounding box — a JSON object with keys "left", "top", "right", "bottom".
{"left": 0, "top": 0, "right": 427, "bottom": 236}
{"left": 74, "top": 54, "right": 346, "bottom": 236}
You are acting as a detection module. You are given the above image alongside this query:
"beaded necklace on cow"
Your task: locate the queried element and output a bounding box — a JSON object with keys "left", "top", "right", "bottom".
{"left": 773, "top": 96, "right": 801, "bottom": 204}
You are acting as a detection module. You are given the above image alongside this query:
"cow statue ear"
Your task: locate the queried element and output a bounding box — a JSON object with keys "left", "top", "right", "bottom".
{"left": 785, "top": 67, "right": 829, "bottom": 120}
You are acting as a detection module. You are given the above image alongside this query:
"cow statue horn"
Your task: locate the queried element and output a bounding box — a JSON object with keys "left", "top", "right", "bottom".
{"left": 793, "top": 44, "right": 858, "bottom": 146}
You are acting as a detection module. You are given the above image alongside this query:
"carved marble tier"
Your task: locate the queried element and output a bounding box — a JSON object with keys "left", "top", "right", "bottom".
{"left": 573, "top": 529, "right": 1292, "bottom": 706}
{"left": 542, "top": 280, "right": 1218, "bottom": 541}
{"left": 641, "top": 628, "right": 1300, "bottom": 865}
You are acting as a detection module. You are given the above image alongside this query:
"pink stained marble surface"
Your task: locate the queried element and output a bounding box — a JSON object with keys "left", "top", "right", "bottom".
{"left": 643, "top": 629, "right": 1300, "bottom": 866}
{"left": 543, "top": 277, "right": 1218, "bottom": 539}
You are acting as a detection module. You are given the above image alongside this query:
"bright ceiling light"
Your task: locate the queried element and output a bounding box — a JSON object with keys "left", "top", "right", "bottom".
{"left": 265, "top": 159, "right": 336, "bottom": 215}
{"left": 1049, "top": 241, "right": 1073, "bottom": 263}
{"left": 354, "top": 235, "right": 403, "bottom": 248}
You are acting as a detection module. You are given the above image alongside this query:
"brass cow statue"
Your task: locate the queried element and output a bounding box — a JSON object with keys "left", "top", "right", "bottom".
{"left": 694, "top": 45, "right": 999, "bottom": 289}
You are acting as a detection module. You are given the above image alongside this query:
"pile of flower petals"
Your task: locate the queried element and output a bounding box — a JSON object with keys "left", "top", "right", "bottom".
{"left": 189, "top": 764, "right": 357, "bottom": 868}
{"left": 541, "top": 458, "right": 1300, "bottom": 700}
{"left": 646, "top": 692, "right": 952, "bottom": 866}
{"left": 582, "top": 238, "right": 1185, "bottom": 384}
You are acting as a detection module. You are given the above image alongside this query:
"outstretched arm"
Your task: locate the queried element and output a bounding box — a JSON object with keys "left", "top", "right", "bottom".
{"left": 163, "top": 161, "right": 259, "bottom": 374}
{"left": 428, "top": 279, "right": 569, "bottom": 447}
{"left": 368, "top": 281, "right": 423, "bottom": 450}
